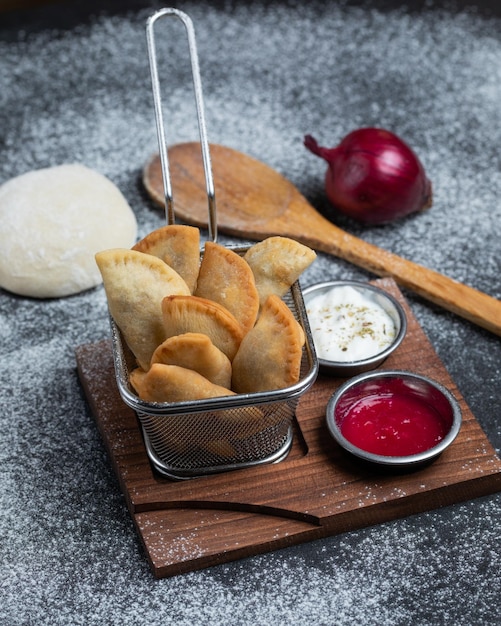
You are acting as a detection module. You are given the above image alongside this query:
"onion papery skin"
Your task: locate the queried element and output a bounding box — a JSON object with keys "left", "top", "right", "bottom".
{"left": 304, "top": 128, "right": 433, "bottom": 225}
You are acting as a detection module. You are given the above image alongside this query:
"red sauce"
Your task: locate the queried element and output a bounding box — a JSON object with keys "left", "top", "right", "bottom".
{"left": 337, "top": 384, "right": 450, "bottom": 457}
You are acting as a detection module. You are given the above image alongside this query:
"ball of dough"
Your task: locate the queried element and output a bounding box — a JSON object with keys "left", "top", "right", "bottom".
{"left": 0, "top": 164, "right": 138, "bottom": 298}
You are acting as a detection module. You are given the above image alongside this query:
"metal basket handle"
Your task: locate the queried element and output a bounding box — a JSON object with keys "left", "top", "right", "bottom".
{"left": 146, "top": 8, "right": 217, "bottom": 242}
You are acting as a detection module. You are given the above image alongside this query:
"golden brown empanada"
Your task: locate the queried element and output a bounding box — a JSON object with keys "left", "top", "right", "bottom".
{"left": 231, "top": 294, "right": 304, "bottom": 393}
{"left": 214, "top": 405, "right": 268, "bottom": 439}
{"left": 95, "top": 248, "right": 190, "bottom": 370}
{"left": 200, "top": 439, "right": 237, "bottom": 459}
{"left": 161, "top": 295, "right": 244, "bottom": 361}
{"left": 130, "top": 363, "right": 235, "bottom": 403}
{"left": 195, "top": 241, "right": 259, "bottom": 334}
{"left": 243, "top": 236, "right": 316, "bottom": 306}
{"left": 132, "top": 224, "right": 200, "bottom": 293}
{"left": 150, "top": 332, "right": 232, "bottom": 388}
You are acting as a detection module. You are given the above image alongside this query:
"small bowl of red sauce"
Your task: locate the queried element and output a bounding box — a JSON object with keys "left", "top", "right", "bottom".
{"left": 303, "top": 280, "right": 407, "bottom": 377}
{"left": 326, "top": 370, "right": 462, "bottom": 470}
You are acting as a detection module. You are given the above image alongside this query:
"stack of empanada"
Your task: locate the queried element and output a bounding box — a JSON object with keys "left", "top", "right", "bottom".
{"left": 95, "top": 225, "right": 316, "bottom": 403}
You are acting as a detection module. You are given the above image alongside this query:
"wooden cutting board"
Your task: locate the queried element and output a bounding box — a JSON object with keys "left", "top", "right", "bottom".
{"left": 76, "top": 278, "right": 501, "bottom": 579}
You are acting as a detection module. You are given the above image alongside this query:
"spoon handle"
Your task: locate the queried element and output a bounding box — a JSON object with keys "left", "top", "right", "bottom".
{"left": 289, "top": 208, "right": 501, "bottom": 336}
{"left": 145, "top": 145, "right": 501, "bottom": 337}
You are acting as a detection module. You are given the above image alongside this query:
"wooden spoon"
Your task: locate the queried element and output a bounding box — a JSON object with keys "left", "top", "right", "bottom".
{"left": 143, "top": 142, "right": 501, "bottom": 337}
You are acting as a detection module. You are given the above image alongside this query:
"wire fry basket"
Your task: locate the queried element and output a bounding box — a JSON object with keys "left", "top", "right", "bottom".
{"left": 109, "top": 8, "right": 318, "bottom": 480}
{"left": 111, "top": 278, "right": 318, "bottom": 479}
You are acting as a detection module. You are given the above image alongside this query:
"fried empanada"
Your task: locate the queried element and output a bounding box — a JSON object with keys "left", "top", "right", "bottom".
{"left": 161, "top": 295, "right": 244, "bottom": 361}
{"left": 231, "top": 294, "right": 304, "bottom": 393}
{"left": 132, "top": 224, "right": 200, "bottom": 293}
{"left": 214, "top": 405, "right": 268, "bottom": 439}
{"left": 150, "top": 332, "right": 232, "bottom": 388}
{"left": 95, "top": 248, "right": 190, "bottom": 370}
{"left": 195, "top": 241, "right": 259, "bottom": 334}
{"left": 243, "top": 236, "right": 316, "bottom": 306}
{"left": 130, "top": 363, "right": 235, "bottom": 403}
{"left": 200, "top": 439, "right": 237, "bottom": 459}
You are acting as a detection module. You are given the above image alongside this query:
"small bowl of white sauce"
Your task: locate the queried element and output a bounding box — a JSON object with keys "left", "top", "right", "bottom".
{"left": 303, "top": 280, "right": 407, "bottom": 376}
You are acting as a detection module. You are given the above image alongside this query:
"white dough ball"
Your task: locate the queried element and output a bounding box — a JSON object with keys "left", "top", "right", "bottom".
{"left": 0, "top": 164, "right": 138, "bottom": 298}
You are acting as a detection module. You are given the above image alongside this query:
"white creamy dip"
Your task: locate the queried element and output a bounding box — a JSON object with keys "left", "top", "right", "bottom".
{"left": 306, "top": 285, "right": 397, "bottom": 362}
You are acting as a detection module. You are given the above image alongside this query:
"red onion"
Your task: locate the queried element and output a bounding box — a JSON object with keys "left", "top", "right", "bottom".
{"left": 304, "top": 128, "right": 433, "bottom": 224}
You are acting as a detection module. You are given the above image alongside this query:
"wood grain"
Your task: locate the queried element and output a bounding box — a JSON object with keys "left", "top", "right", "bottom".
{"left": 76, "top": 279, "right": 501, "bottom": 578}
{"left": 143, "top": 144, "right": 501, "bottom": 336}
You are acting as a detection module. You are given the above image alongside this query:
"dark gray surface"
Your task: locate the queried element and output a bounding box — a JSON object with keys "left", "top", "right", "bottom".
{"left": 1, "top": 1, "right": 500, "bottom": 624}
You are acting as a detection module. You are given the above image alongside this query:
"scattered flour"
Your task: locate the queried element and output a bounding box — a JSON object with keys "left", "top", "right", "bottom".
{"left": 1, "top": 1, "right": 501, "bottom": 624}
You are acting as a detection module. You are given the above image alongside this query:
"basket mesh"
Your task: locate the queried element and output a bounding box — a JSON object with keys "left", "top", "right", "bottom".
{"left": 111, "top": 270, "right": 318, "bottom": 479}
{"left": 137, "top": 397, "right": 297, "bottom": 471}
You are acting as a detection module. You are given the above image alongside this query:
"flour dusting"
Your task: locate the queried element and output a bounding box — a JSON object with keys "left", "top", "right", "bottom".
{"left": 1, "top": 1, "right": 501, "bottom": 624}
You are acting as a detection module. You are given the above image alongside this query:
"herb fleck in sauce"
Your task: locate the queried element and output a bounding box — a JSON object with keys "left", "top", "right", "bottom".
{"left": 306, "top": 285, "right": 397, "bottom": 362}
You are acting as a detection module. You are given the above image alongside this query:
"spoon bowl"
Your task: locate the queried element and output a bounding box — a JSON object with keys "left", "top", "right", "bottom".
{"left": 143, "top": 142, "right": 501, "bottom": 337}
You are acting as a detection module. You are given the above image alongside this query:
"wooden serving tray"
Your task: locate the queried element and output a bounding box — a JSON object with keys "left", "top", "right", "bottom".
{"left": 76, "top": 278, "right": 501, "bottom": 578}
